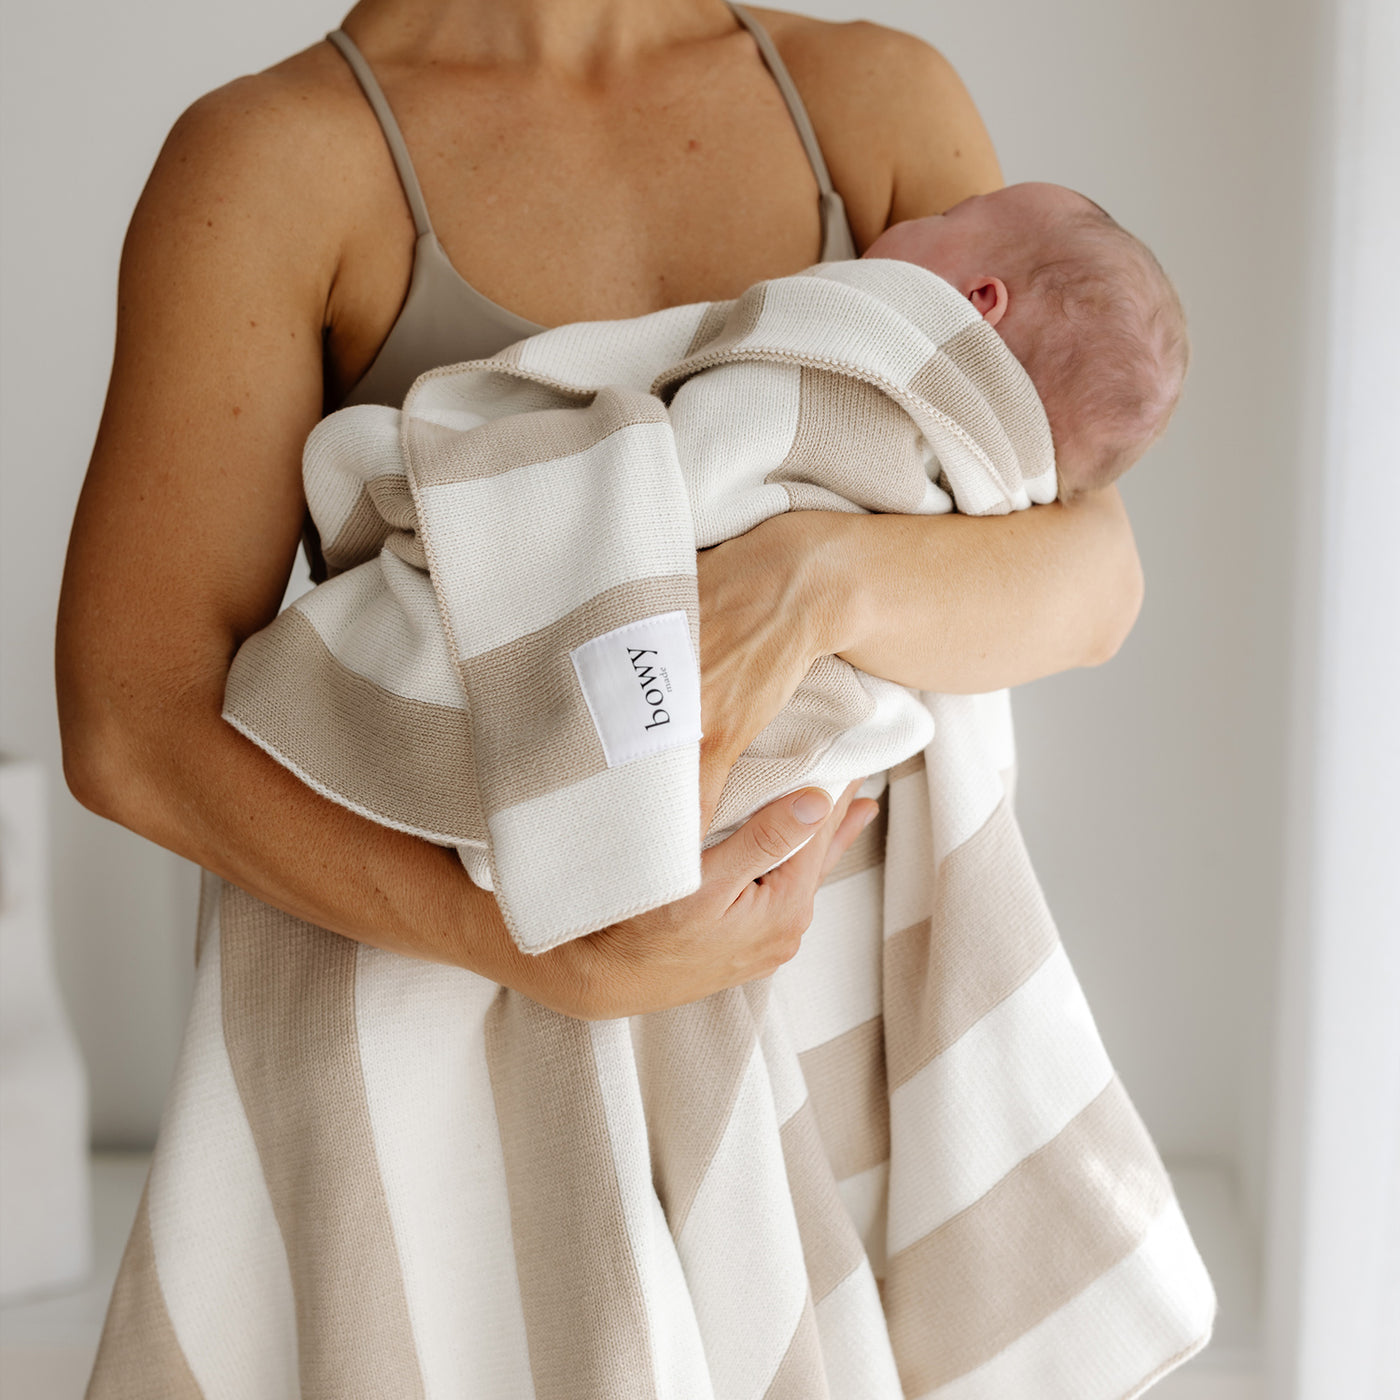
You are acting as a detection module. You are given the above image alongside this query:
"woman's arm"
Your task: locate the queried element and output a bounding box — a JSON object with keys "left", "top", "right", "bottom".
{"left": 700, "top": 489, "right": 1140, "bottom": 691}
{"left": 696, "top": 499, "right": 1142, "bottom": 808}
{"left": 813, "top": 496, "right": 1142, "bottom": 692}
{"left": 57, "top": 78, "right": 871, "bottom": 1018}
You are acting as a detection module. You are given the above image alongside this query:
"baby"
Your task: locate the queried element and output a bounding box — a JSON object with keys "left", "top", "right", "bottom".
{"left": 865, "top": 182, "right": 1188, "bottom": 496}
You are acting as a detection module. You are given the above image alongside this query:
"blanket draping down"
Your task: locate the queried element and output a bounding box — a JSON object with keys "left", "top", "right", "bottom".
{"left": 88, "top": 264, "right": 1214, "bottom": 1400}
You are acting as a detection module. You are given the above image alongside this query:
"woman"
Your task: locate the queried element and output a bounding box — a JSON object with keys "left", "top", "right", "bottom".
{"left": 58, "top": 0, "right": 1148, "bottom": 1392}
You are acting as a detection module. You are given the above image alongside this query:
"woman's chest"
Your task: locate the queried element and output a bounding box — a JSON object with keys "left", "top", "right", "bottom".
{"left": 325, "top": 50, "right": 861, "bottom": 399}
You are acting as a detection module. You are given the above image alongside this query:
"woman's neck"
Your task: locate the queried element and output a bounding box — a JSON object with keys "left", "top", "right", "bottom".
{"left": 340, "top": 0, "right": 739, "bottom": 74}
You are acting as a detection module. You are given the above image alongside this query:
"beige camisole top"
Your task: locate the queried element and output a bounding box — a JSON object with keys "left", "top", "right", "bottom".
{"left": 328, "top": 4, "right": 858, "bottom": 412}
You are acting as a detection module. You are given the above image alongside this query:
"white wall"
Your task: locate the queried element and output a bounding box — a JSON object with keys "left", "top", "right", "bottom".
{"left": 1, "top": 0, "right": 1312, "bottom": 1220}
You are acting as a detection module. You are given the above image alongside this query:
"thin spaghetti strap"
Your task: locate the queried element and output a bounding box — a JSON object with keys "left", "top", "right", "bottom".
{"left": 327, "top": 29, "right": 434, "bottom": 239}
{"left": 726, "top": 3, "right": 855, "bottom": 258}
{"left": 727, "top": 4, "right": 836, "bottom": 197}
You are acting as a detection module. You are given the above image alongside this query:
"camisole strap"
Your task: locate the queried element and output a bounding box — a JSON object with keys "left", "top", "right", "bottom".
{"left": 726, "top": 4, "right": 855, "bottom": 259}
{"left": 727, "top": 4, "right": 835, "bottom": 197}
{"left": 327, "top": 29, "right": 434, "bottom": 239}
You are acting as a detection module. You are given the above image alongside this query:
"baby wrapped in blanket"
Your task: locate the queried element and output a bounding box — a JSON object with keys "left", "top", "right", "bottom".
{"left": 225, "top": 181, "right": 1185, "bottom": 954}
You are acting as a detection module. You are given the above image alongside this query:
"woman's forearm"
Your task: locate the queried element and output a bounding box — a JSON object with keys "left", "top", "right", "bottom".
{"left": 61, "top": 679, "right": 538, "bottom": 984}
{"left": 59, "top": 673, "right": 867, "bottom": 1021}
{"left": 808, "top": 487, "right": 1144, "bottom": 693}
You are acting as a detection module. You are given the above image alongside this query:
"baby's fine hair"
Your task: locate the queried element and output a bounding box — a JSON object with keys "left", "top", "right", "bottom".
{"left": 1013, "top": 198, "right": 1188, "bottom": 495}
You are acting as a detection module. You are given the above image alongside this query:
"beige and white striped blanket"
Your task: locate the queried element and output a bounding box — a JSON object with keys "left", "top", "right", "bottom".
{"left": 89, "top": 265, "right": 1214, "bottom": 1400}
{"left": 224, "top": 261, "right": 1060, "bottom": 953}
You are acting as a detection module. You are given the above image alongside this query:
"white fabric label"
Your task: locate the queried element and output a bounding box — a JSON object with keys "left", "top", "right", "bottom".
{"left": 570, "top": 610, "right": 702, "bottom": 767}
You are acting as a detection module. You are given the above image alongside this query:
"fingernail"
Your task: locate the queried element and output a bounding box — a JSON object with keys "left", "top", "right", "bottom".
{"left": 793, "top": 791, "right": 831, "bottom": 824}
{"left": 860, "top": 806, "right": 879, "bottom": 831}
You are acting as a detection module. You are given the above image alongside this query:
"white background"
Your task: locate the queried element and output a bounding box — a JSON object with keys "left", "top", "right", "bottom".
{"left": 2, "top": 0, "right": 1395, "bottom": 1390}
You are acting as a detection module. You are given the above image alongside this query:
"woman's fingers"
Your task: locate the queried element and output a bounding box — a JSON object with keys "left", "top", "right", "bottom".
{"left": 704, "top": 779, "right": 869, "bottom": 898}
{"left": 702, "top": 786, "right": 835, "bottom": 895}
{"left": 752, "top": 779, "right": 864, "bottom": 901}
{"left": 557, "top": 780, "right": 875, "bottom": 1019}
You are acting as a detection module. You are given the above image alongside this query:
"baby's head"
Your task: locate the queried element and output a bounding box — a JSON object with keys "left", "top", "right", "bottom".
{"left": 866, "top": 183, "right": 1187, "bottom": 496}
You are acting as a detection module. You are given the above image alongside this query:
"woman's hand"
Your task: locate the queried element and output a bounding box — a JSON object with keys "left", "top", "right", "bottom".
{"left": 502, "top": 781, "right": 876, "bottom": 1020}
{"left": 697, "top": 495, "right": 1143, "bottom": 784}
{"left": 696, "top": 512, "right": 844, "bottom": 826}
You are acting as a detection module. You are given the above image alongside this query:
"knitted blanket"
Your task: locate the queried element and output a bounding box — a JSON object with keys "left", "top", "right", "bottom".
{"left": 224, "top": 261, "right": 1059, "bottom": 953}
{"left": 191, "top": 261, "right": 1218, "bottom": 1399}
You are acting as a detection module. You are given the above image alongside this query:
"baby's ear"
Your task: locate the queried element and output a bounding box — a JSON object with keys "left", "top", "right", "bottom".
{"left": 967, "top": 276, "right": 1009, "bottom": 326}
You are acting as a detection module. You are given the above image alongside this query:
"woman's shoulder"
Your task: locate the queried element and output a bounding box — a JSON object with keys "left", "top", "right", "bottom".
{"left": 743, "top": 8, "right": 1003, "bottom": 235}
{"left": 163, "top": 40, "right": 371, "bottom": 160}
{"left": 746, "top": 7, "right": 959, "bottom": 75}
{"left": 138, "top": 39, "right": 399, "bottom": 266}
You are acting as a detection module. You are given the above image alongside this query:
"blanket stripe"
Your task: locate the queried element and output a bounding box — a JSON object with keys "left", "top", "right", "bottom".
{"left": 767, "top": 369, "right": 931, "bottom": 516}
{"left": 799, "top": 1017, "right": 889, "bottom": 1182}
{"left": 763, "top": 1300, "right": 828, "bottom": 1400}
{"left": 460, "top": 575, "right": 696, "bottom": 814}
{"left": 485, "top": 997, "right": 665, "bottom": 1400}
{"left": 226, "top": 604, "right": 483, "bottom": 844}
{"left": 86, "top": 1191, "right": 202, "bottom": 1400}
{"left": 220, "top": 886, "right": 426, "bottom": 1399}
{"left": 885, "top": 1079, "right": 1170, "bottom": 1392}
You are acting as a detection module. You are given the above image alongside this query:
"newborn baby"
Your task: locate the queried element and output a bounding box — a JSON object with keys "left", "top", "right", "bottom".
{"left": 865, "top": 182, "right": 1187, "bottom": 496}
